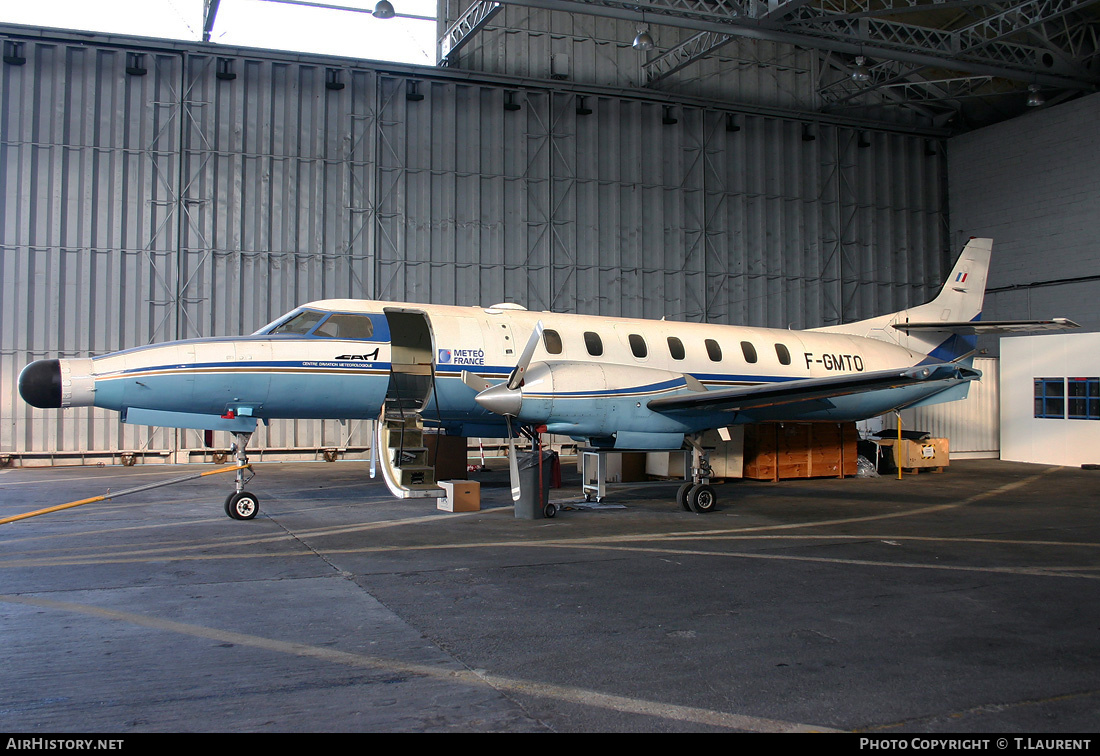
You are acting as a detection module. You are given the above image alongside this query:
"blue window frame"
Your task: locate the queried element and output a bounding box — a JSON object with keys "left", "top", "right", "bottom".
{"left": 1068, "top": 377, "right": 1100, "bottom": 420}
{"left": 1034, "top": 378, "right": 1065, "bottom": 419}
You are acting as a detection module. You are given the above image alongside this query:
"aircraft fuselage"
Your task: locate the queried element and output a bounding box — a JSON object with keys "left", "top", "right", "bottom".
{"left": 20, "top": 298, "right": 946, "bottom": 445}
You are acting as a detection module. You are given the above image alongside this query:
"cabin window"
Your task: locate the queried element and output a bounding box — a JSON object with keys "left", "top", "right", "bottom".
{"left": 584, "top": 331, "right": 603, "bottom": 357}
{"left": 705, "top": 339, "right": 722, "bottom": 362}
{"left": 775, "top": 343, "right": 791, "bottom": 365}
{"left": 270, "top": 310, "right": 325, "bottom": 335}
{"left": 628, "top": 334, "right": 648, "bottom": 359}
{"left": 543, "top": 329, "right": 563, "bottom": 355}
{"left": 741, "top": 341, "right": 758, "bottom": 363}
{"left": 667, "top": 337, "right": 685, "bottom": 361}
{"left": 313, "top": 313, "right": 374, "bottom": 340}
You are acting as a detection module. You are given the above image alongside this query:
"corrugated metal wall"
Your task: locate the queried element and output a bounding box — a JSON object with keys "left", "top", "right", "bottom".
{"left": 901, "top": 358, "right": 1000, "bottom": 458}
{"left": 0, "top": 30, "right": 948, "bottom": 462}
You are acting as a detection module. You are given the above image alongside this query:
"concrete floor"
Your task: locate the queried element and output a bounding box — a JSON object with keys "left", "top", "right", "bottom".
{"left": 1, "top": 457, "right": 1099, "bottom": 733}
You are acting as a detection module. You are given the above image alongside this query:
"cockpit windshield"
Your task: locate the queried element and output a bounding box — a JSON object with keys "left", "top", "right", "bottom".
{"left": 256, "top": 309, "right": 380, "bottom": 340}
{"left": 312, "top": 313, "right": 374, "bottom": 339}
{"left": 268, "top": 310, "right": 326, "bottom": 335}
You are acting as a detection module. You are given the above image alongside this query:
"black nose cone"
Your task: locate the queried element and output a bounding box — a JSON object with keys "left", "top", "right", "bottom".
{"left": 19, "top": 359, "right": 62, "bottom": 409}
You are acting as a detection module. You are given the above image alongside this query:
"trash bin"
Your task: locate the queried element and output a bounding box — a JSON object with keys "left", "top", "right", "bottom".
{"left": 515, "top": 449, "right": 556, "bottom": 519}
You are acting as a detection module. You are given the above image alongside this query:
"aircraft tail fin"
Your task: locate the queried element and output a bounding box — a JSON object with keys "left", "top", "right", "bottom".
{"left": 904, "top": 237, "right": 991, "bottom": 329}
{"left": 813, "top": 238, "right": 992, "bottom": 363}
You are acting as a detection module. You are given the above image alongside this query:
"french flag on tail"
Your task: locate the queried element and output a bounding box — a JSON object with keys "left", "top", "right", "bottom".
{"left": 955, "top": 271, "right": 968, "bottom": 283}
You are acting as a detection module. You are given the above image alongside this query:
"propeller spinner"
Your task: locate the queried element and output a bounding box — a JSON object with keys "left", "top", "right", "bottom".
{"left": 467, "top": 321, "right": 544, "bottom": 502}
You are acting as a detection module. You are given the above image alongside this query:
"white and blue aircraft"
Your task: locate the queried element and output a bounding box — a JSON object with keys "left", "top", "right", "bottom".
{"left": 17, "top": 238, "right": 1076, "bottom": 518}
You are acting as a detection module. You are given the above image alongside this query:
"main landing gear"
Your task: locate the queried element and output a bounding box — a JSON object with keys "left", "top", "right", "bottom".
{"left": 676, "top": 435, "right": 718, "bottom": 514}
{"left": 224, "top": 432, "right": 259, "bottom": 520}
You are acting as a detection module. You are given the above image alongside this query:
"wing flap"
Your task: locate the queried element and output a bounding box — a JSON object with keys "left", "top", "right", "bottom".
{"left": 647, "top": 364, "right": 980, "bottom": 415}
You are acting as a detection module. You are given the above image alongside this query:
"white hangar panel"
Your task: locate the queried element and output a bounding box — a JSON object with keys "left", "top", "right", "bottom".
{"left": 1001, "top": 333, "right": 1100, "bottom": 468}
{"left": 0, "top": 26, "right": 949, "bottom": 461}
{"left": 901, "top": 357, "right": 1001, "bottom": 459}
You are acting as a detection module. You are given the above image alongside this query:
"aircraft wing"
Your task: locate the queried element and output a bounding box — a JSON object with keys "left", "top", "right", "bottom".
{"left": 892, "top": 318, "right": 1079, "bottom": 335}
{"left": 646, "top": 363, "right": 979, "bottom": 415}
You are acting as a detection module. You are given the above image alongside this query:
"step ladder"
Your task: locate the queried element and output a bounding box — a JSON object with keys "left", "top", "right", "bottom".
{"left": 375, "top": 411, "right": 444, "bottom": 499}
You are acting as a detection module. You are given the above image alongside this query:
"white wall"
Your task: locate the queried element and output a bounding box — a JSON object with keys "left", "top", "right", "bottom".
{"left": 1000, "top": 333, "right": 1100, "bottom": 467}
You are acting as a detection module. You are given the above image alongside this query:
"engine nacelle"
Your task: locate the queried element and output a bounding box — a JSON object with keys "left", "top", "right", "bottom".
{"left": 511, "top": 361, "right": 704, "bottom": 441}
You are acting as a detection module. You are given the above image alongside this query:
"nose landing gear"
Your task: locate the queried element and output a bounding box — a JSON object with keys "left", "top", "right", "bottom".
{"left": 223, "top": 432, "right": 259, "bottom": 520}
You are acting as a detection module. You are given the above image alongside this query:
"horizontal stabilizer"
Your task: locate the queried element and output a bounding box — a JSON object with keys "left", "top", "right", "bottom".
{"left": 892, "top": 318, "right": 1079, "bottom": 335}
{"left": 647, "top": 363, "right": 980, "bottom": 415}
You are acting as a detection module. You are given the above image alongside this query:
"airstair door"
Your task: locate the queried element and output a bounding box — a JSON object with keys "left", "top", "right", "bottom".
{"left": 378, "top": 308, "right": 442, "bottom": 498}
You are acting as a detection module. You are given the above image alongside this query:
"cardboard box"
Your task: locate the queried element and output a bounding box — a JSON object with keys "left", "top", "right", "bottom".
{"left": 877, "top": 437, "right": 950, "bottom": 470}
{"left": 437, "top": 480, "right": 480, "bottom": 512}
{"left": 646, "top": 451, "right": 688, "bottom": 478}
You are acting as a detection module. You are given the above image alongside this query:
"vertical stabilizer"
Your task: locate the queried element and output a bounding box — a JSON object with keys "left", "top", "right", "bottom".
{"left": 813, "top": 238, "right": 993, "bottom": 362}
{"left": 905, "top": 237, "right": 991, "bottom": 327}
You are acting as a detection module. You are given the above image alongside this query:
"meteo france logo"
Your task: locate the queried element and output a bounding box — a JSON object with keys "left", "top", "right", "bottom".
{"left": 439, "top": 348, "right": 486, "bottom": 366}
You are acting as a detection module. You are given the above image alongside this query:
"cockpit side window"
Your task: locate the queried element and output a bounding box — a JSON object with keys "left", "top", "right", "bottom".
{"left": 269, "top": 310, "right": 326, "bottom": 335}
{"left": 313, "top": 313, "right": 374, "bottom": 340}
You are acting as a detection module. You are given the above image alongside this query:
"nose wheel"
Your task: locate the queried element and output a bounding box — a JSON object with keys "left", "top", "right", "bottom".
{"left": 225, "top": 490, "right": 259, "bottom": 520}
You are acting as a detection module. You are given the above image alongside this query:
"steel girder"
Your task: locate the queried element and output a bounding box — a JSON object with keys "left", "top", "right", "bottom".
{"left": 437, "top": 0, "right": 1099, "bottom": 126}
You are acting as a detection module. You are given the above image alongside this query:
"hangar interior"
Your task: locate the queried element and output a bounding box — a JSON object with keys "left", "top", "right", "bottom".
{"left": 4, "top": 2, "right": 1100, "bottom": 736}
{"left": 1, "top": 1, "right": 1098, "bottom": 465}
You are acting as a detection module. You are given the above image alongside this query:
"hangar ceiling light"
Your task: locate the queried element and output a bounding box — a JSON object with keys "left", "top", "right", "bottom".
{"left": 851, "top": 55, "right": 871, "bottom": 83}
{"left": 372, "top": 0, "right": 396, "bottom": 19}
{"left": 1027, "top": 83, "right": 1046, "bottom": 106}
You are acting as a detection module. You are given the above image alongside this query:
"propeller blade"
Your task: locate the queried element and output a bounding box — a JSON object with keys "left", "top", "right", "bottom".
{"left": 461, "top": 370, "right": 493, "bottom": 393}
{"left": 507, "top": 320, "right": 544, "bottom": 391}
{"left": 506, "top": 416, "right": 522, "bottom": 502}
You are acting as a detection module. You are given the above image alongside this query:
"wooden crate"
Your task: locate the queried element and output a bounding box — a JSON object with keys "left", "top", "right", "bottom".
{"left": 876, "top": 437, "right": 950, "bottom": 473}
{"left": 743, "top": 422, "right": 858, "bottom": 481}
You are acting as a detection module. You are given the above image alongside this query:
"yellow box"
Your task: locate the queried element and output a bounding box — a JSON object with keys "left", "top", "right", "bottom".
{"left": 437, "top": 480, "right": 481, "bottom": 512}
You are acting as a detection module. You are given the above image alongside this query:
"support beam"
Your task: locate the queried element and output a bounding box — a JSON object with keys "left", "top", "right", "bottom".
{"left": 488, "top": 0, "right": 1100, "bottom": 89}
{"left": 203, "top": 0, "right": 221, "bottom": 43}
{"left": 439, "top": 1, "right": 504, "bottom": 65}
{"left": 643, "top": 31, "right": 736, "bottom": 84}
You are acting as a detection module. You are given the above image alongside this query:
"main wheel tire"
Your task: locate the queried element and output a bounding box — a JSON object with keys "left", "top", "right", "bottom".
{"left": 225, "top": 491, "right": 259, "bottom": 520}
{"left": 676, "top": 482, "right": 695, "bottom": 511}
{"left": 687, "top": 484, "right": 717, "bottom": 514}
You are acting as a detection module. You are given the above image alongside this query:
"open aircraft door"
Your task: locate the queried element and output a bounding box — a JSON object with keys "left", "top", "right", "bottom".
{"left": 377, "top": 308, "right": 443, "bottom": 499}
{"left": 383, "top": 308, "right": 436, "bottom": 414}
